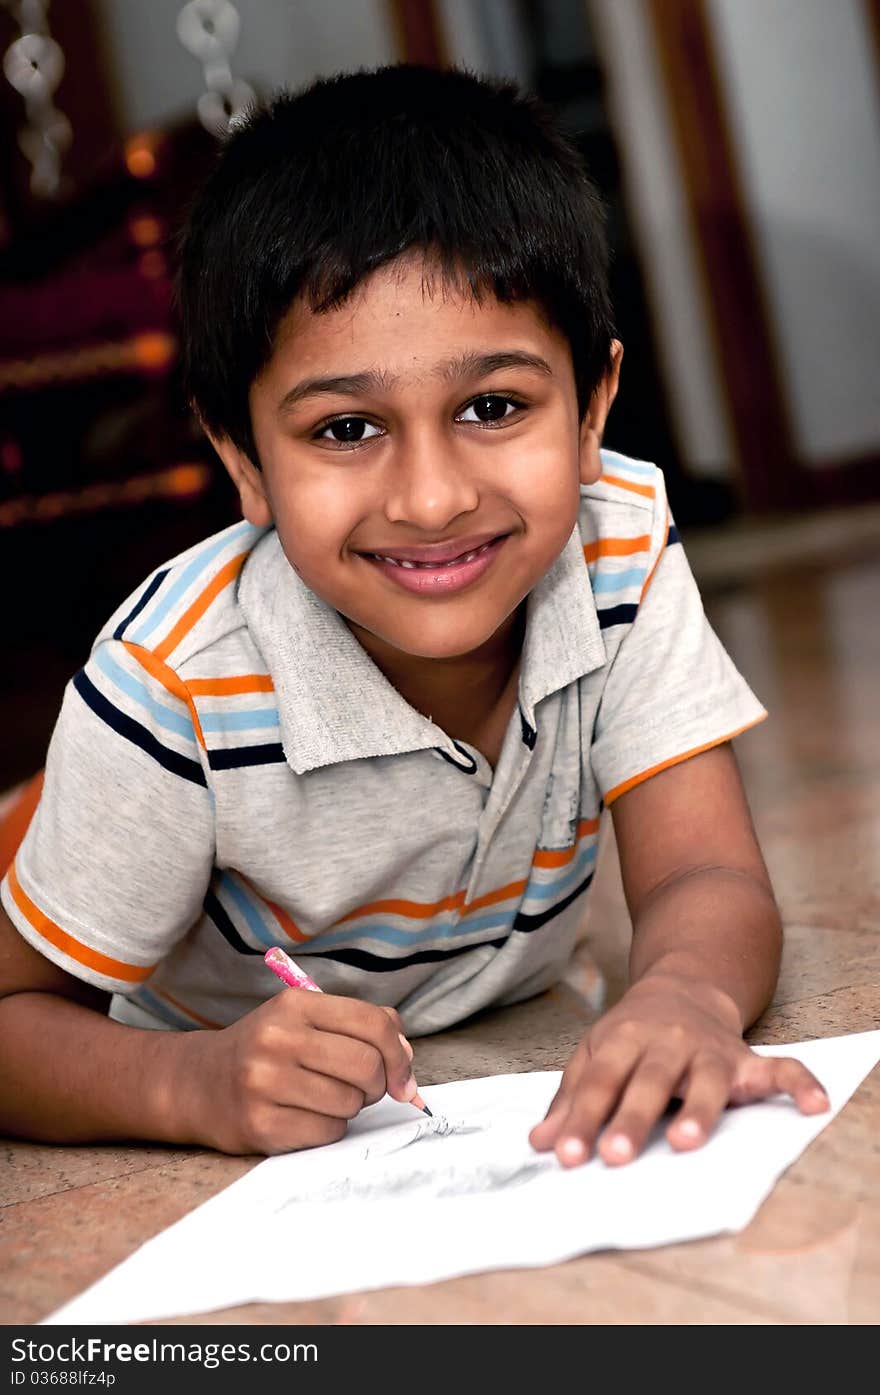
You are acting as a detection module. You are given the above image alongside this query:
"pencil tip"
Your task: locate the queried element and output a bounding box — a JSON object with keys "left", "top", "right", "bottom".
{"left": 412, "top": 1082, "right": 432, "bottom": 1116}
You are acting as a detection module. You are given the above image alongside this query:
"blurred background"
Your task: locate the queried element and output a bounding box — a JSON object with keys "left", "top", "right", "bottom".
{"left": 1, "top": 0, "right": 879, "bottom": 800}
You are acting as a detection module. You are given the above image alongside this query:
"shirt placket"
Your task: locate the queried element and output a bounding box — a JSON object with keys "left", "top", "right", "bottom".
{"left": 458, "top": 698, "right": 545, "bottom": 908}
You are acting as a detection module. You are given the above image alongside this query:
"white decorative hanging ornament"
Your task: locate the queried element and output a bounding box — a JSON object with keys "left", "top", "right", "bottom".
{"left": 175, "top": 0, "right": 255, "bottom": 138}
{"left": 1, "top": 0, "right": 72, "bottom": 196}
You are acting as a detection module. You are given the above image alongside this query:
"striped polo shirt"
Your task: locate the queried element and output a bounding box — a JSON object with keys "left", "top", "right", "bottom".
{"left": 1, "top": 450, "right": 767, "bottom": 1036}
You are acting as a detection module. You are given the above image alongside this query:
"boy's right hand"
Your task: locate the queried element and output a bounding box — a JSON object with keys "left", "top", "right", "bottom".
{"left": 177, "top": 993, "right": 419, "bottom": 1155}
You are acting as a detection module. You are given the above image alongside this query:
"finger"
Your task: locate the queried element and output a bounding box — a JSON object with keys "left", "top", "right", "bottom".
{"left": 771, "top": 1057, "right": 830, "bottom": 1113}
{"left": 728, "top": 1051, "right": 775, "bottom": 1103}
{"left": 266, "top": 1062, "right": 366, "bottom": 1119}
{"left": 596, "top": 1048, "right": 693, "bottom": 1165}
{"left": 252, "top": 1106, "right": 349, "bottom": 1156}
{"left": 295, "top": 1030, "right": 385, "bottom": 1103}
{"left": 529, "top": 1038, "right": 592, "bottom": 1151}
{"left": 301, "top": 993, "right": 418, "bottom": 1103}
{"left": 731, "top": 1054, "right": 830, "bottom": 1113}
{"left": 666, "top": 1052, "right": 736, "bottom": 1150}
{"left": 544, "top": 1038, "right": 644, "bottom": 1166}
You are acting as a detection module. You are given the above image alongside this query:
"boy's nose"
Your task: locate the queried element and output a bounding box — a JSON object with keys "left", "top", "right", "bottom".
{"left": 382, "top": 435, "right": 480, "bottom": 530}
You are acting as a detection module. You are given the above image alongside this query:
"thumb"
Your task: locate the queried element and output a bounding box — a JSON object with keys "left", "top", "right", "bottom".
{"left": 380, "top": 1003, "right": 414, "bottom": 1062}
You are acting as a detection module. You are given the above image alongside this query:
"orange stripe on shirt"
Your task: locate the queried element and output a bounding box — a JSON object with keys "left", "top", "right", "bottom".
{"left": 639, "top": 505, "right": 670, "bottom": 603}
{"left": 532, "top": 818, "right": 600, "bottom": 867}
{"left": 601, "top": 474, "right": 655, "bottom": 500}
{"left": 185, "top": 674, "right": 275, "bottom": 696}
{"left": 261, "top": 896, "right": 309, "bottom": 945}
{"left": 236, "top": 872, "right": 309, "bottom": 944}
{"left": 583, "top": 534, "right": 651, "bottom": 564}
{"left": 7, "top": 861, "right": 153, "bottom": 983}
{"left": 335, "top": 889, "right": 467, "bottom": 926}
{"left": 122, "top": 641, "right": 208, "bottom": 750}
{"left": 336, "top": 874, "right": 546, "bottom": 925}
{"left": 153, "top": 552, "right": 248, "bottom": 663}
{"left": 603, "top": 716, "right": 769, "bottom": 805}
{"left": 461, "top": 879, "right": 528, "bottom": 915}
{"left": 332, "top": 828, "right": 602, "bottom": 926}
{"left": 156, "top": 987, "right": 222, "bottom": 1029}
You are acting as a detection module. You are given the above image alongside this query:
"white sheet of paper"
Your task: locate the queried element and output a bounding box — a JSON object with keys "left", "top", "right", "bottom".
{"left": 44, "top": 1030, "right": 880, "bottom": 1325}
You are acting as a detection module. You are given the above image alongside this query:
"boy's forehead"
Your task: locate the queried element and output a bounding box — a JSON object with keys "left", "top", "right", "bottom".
{"left": 264, "top": 256, "right": 566, "bottom": 387}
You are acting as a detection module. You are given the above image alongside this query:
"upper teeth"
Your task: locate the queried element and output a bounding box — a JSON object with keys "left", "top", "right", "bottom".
{"left": 375, "top": 540, "right": 494, "bottom": 569}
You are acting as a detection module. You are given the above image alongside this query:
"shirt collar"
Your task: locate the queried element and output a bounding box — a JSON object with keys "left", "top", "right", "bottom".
{"left": 239, "top": 524, "right": 605, "bottom": 775}
{"left": 518, "top": 520, "right": 606, "bottom": 728}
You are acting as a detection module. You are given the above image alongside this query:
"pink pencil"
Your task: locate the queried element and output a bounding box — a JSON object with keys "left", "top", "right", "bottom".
{"left": 263, "top": 946, "right": 433, "bottom": 1116}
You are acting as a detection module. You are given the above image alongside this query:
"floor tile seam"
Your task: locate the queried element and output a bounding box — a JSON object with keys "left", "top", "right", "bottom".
{"left": 771, "top": 983, "right": 880, "bottom": 1011}
{"left": 616, "top": 1256, "right": 824, "bottom": 1324}
{"left": 0, "top": 1151, "right": 227, "bottom": 1213}
{"left": 772, "top": 979, "right": 880, "bottom": 1009}
{"left": 779, "top": 923, "right": 880, "bottom": 939}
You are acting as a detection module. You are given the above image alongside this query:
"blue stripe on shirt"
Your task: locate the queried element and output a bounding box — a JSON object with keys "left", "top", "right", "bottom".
{"left": 128, "top": 523, "right": 254, "bottom": 646}
{"left": 200, "top": 709, "right": 280, "bottom": 733}
{"left": 590, "top": 566, "right": 648, "bottom": 594}
{"left": 216, "top": 872, "right": 277, "bottom": 948}
{"left": 599, "top": 451, "right": 656, "bottom": 477}
{"left": 93, "top": 647, "right": 195, "bottom": 742}
{"left": 72, "top": 671, "right": 207, "bottom": 787}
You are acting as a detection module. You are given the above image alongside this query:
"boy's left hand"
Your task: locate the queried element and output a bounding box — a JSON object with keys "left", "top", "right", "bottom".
{"left": 529, "top": 973, "right": 830, "bottom": 1167}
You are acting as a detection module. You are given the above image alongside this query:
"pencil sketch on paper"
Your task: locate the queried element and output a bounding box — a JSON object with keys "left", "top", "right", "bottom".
{"left": 273, "top": 1113, "right": 559, "bottom": 1207}
{"left": 361, "top": 1111, "right": 470, "bottom": 1158}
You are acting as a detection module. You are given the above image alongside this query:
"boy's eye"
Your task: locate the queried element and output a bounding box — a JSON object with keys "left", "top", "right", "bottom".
{"left": 457, "top": 394, "right": 524, "bottom": 425}
{"left": 315, "top": 417, "right": 383, "bottom": 445}
{"left": 313, "top": 393, "right": 525, "bottom": 447}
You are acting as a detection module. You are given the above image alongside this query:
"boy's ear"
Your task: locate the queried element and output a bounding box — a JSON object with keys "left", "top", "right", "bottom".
{"left": 205, "top": 431, "right": 274, "bottom": 528}
{"left": 578, "top": 340, "right": 623, "bottom": 487}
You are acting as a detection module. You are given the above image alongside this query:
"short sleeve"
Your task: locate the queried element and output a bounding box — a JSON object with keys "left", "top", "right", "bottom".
{"left": 590, "top": 473, "right": 767, "bottom": 804}
{"left": 0, "top": 637, "right": 215, "bottom": 993}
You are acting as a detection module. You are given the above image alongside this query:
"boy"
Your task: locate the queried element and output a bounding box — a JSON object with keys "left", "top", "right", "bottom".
{"left": 0, "top": 65, "right": 827, "bottom": 1167}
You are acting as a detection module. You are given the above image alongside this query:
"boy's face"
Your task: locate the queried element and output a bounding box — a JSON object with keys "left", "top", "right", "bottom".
{"left": 214, "top": 254, "right": 619, "bottom": 665}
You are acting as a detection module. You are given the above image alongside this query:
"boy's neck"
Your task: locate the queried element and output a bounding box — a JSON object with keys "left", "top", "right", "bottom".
{"left": 346, "top": 603, "right": 526, "bottom": 733}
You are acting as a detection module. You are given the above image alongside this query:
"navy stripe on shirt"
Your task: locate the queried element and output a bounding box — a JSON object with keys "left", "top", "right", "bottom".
{"left": 290, "top": 872, "right": 594, "bottom": 973}
{"left": 596, "top": 528, "right": 680, "bottom": 631}
{"left": 203, "top": 888, "right": 263, "bottom": 954}
{"left": 511, "top": 871, "right": 594, "bottom": 933}
{"left": 73, "top": 670, "right": 207, "bottom": 787}
{"left": 597, "top": 603, "right": 638, "bottom": 630}
{"left": 112, "top": 569, "right": 169, "bottom": 641}
{"left": 207, "top": 743, "right": 286, "bottom": 770}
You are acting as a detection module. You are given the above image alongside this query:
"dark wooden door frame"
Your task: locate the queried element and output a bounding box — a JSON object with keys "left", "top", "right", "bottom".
{"left": 388, "top": 0, "right": 448, "bottom": 68}
{"left": 649, "top": 0, "right": 880, "bottom": 512}
{"left": 647, "top": 0, "right": 800, "bottom": 512}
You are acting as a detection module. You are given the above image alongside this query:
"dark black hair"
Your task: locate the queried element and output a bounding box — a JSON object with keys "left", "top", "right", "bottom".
{"left": 176, "top": 63, "right": 616, "bottom": 463}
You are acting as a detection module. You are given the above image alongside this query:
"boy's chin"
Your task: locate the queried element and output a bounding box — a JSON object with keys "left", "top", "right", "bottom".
{"left": 345, "top": 614, "right": 512, "bottom": 663}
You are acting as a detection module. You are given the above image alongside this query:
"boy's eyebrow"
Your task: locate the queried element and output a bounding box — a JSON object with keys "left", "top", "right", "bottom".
{"left": 275, "top": 350, "right": 554, "bottom": 416}
{"left": 436, "top": 349, "right": 555, "bottom": 384}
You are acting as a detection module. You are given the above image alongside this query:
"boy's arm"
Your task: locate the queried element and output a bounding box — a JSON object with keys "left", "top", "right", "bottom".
{"left": 530, "top": 742, "right": 829, "bottom": 1165}
{"left": 0, "top": 899, "right": 418, "bottom": 1151}
{"left": 0, "top": 898, "right": 193, "bottom": 1143}
{"left": 616, "top": 739, "right": 781, "bottom": 1025}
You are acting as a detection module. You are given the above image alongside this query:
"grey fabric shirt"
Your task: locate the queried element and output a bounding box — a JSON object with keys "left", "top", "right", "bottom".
{"left": 1, "top": 450, "right": 767, "bottom": 1035}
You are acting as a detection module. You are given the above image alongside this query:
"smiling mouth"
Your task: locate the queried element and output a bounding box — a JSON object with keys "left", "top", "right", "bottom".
{"left": 366, "top": 538, "right": 501, "bottom": 569}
